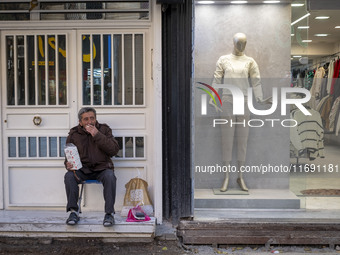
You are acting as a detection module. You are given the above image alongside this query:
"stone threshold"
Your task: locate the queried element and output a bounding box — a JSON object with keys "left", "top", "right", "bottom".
{"left": 0, "top": 210, "right": 155, "bottom": 242}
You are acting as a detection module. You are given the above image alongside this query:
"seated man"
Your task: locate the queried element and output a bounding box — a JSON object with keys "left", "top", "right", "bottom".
{"left": 64, "top": 107, "right": 120, "bottom": 226}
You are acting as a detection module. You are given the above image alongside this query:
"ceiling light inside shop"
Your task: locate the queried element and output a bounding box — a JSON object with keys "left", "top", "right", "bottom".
{"left": 302, "top": 40, "right": 312, "bottom": 42}
{"left": 230, "top": 1, "right": 247, "bottom": 3}
{"left": 291, "top": 34, "right": 295, "bottom": 36}
{"left": 291, "top": 13, "right": 310, "bottom": 26}
{"left": 297, "top": 26, "right": 309, "bottom": 29}
{"left": 291, "top": 3, "right": 304, "bottom": 7}
{"left": 335, "top": 26, "right": 340, "bottom": 29}
{"left": 263, "top": 1, "right": 280, "bottom": 3}
{"left": 197, "top": 1, "right": 215, "bottom": 3}
{"left": 293, "top": 56, "right": 302, "bottom": 58}
{"left": 315, "top": 16, "right": 330, "bottom": 20}
{"left": 314, "top": 34, "right": 329, "bottom": 37}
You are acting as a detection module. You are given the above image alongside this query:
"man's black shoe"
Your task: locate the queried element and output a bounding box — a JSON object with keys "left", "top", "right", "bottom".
{"left": 103, "top": 213, "right": 115, "bottom": 227}
{"left": 66, "top": 212, "right": 79, "bottom": 225}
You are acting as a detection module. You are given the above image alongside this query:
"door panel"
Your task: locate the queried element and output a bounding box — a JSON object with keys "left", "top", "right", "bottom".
{"left": 1, "top": 30, "right": 75, "bottom": 208}
{"left": 1, "top": 29, "right": 153, "bottom": 212}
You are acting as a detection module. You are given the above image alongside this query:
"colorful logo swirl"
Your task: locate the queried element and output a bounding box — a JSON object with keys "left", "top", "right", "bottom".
{"left": 196, "top": 82, "right": 222, "bottom": 106}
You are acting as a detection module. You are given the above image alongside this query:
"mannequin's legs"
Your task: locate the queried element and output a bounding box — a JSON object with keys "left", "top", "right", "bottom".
{"left": 237, "top": 160, "right": 248, "bottom": 191}
{"left": 220, "top": 161, "right": 230, "bottom": 192}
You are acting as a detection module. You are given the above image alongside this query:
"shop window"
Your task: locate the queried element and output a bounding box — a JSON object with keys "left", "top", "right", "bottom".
{"left": 82, "top": 33, "right": 144, "bottom": 106}
{"left": 6, "top": 34, "right": 67, "bottom": 107}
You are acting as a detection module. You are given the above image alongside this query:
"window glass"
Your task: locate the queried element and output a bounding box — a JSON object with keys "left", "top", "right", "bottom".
{"left": 82, "top": 35, "right": 91, "bottom": 105}
{"left": 135, "top": 34, "right": 144, "bottom": 105}
{"left": 48, "top": 35, "right": 56, "bottom": 105}
{"left": 17, "top": 36, "right": 25, "bottom": 105}
{"left": 93, "top": 35, "right": 102, "bottom": 105}
{"left": 104, "top": 34, "right": 112, "bottom": 105}
{"left": 114, "top": 34, "right": 123, "bottom": 105}
{"left": 81, "top": 33, "right": 144, "bottom": 107}
{"left": 6, "top": 36, "right": 14, "bottom": 106}
{"left": 124, "top": 34, "right": 133, "bottom": 105}
{"left": 58, "top": 35, "right": 67, "bottom": 105}
{"left": 38, "top": 35, "right": 46, "bottom": 105}
{"left": 6, "top": 34, "right": 68, "bottom": 106}
{"left": 27, "top": 35, "right": 36, "bottom": 105}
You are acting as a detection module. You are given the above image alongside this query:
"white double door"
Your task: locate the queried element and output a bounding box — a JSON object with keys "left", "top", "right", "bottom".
{"left": 0, "top": 28, "right": 155, "bottom": 212}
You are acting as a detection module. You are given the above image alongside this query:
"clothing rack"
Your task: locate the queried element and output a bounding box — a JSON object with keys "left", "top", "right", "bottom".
{"left": 292, "top": 52, "right": 340, "bottom": 72}
{"left": 309, "top": 52, "right": 340, "bottom": 69}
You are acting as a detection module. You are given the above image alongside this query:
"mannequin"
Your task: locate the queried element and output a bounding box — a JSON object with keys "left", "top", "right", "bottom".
{"left": 211, "top": 33, "right": 264, "bottom": 192}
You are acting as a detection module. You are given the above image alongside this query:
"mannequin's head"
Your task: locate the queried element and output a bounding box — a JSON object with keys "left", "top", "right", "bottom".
{"left": 233, "top": 33, "right": 247, "bottom": 56}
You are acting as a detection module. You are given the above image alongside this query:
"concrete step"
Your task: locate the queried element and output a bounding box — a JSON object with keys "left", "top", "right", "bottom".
{"left": 0, "top": 210, "right": 155, "bottom": 242}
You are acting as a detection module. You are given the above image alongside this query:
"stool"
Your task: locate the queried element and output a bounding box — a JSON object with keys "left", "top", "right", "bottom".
{"left": 77, "top": 180, "right": 101, "bottom": 214}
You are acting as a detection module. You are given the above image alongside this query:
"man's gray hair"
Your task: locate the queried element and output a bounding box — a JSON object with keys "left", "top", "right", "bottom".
{"left": 78, "top": 107, "right": 96, "bottom": 121}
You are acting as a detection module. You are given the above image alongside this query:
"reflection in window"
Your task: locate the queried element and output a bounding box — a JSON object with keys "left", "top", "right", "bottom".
{"left": 6, "top": 36, "right": 14, "bottom": 105}
{"left": 115, "top": 137, "right": 123, "bottom": 158}
{"left": 0, "top": 2, "right": 149, "bottom": 21}
{"left": 38, "top": 35, "right": 46, "bottom": 105}
{"left": 93, "top": 34, "right": 102, "bottom": 105}
{"left": 17, "top": 36, "right": 25, "bottom": 105}
{"left": 114, "top": 34, "right": 122, "bottom": 105}
{"left": 125, "top": 137, "right": 133, "bottom": 158}
{"left": 48, "top": 35, "right": 56, "bottom": 105}
{"left": 135, "top": 137, "right": 144, "bottom": 158}
{"left": 104, "top": 34, "right": 112, "bottom": 105}
{"left": 58, "top": 35, "right": 67, "bottom": 105}
{"left": 5, "top": 34, "right": 67, "bottom": 106}
{"left": 113, "top": 136, "right": 145, "bottom": 159}
{"left": 27, "top": 36, "right": 36, "bottom": 105}
{"left": 82, "top": 34, "right": 91, "bottom": 105}
{"left": 81, "top": 33, "right": 144, "bottom": 106}
{"left": 124, "top": 34, "right": 133, "bottom": 105}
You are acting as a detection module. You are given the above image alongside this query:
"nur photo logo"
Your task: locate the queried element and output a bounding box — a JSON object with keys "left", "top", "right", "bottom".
{"left": 196, "top": 82, "right": 222, "bottom": 115}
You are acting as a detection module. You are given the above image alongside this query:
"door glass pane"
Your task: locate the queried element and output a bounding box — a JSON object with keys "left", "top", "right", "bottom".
{"left": 114, "top": 34, "right": 122, "bottom": 105}
{"left": 8, "top": 137, "right": 16, "bottom": 157}
{"left": 39, "top": 137, "right": 47, "bottom": 157}
{"left": 58, "top": 35, "right": 67, "bottom": 105}
{"left": 125, "top": 137, "right": 133, "bottom": 157}
{"left": 93, "top": 34, "right": 101, "bottom": 105}
{"left": 17, "top": 36, "right": 25, "bottom": 105}
{"left": 38, "top": 35, "right": 46, "bottom": 105}
{"left": 59, "top": 137, "right": 67, "bottom": 157}
{"left": 18, "top": 137, "right": 26, "bottom": 157}
{"left": 29, "top": 137, "right": 37, "bottom": 157}
{"left": 135, "top": 34, "right": 144, "bottom": 105}
{"left": 124, "top": 34, "right": 133, "bottom": 105}
{"left": 6, "top": 36, "right": 15, "bottom": 105}
{"left": 115, "top": 137, "right": 123, "bottom": 158}
{"left": 135, "top": 137, "right": 144, "bottom": 158}
{"left": 104, "top": 34, "right": 112, "bottom": 105}
{"left": 82, "top": 35, "right": 91, "bottom": 105}
{"left": 48, "top": 35, "right": 56, "bottom": 105}
{"left": 27, "top": 35, "right": 36, "bottom": 105}
{"left": 49, "top": 137, "right": 57, "bottom": 157}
